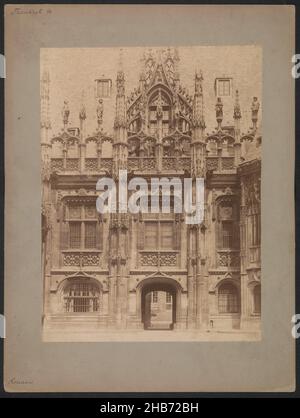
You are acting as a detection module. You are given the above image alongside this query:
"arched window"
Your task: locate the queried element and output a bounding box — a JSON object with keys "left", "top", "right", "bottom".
{"left": 63, "top": 280, "right": 100, "bottom": 313}
{"left": 148, "top": 89, "right": 171, "bottom": 137}
{"left": 218, "top": 283, "right": 239, "bottom": 314}
{"left": 253, "top": 284, "right": 261, "bottom": 314}
{"left": 61, "top": 201, "right": 102, "bottom": 251}
{"left": 216, "top": 200, "right": 239, "bottom": 249}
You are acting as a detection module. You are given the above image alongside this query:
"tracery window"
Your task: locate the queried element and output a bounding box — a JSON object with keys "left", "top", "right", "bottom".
{"left": 148, "top": 90, "right": 171, "bottom": 137}
{"left": 63, "top": 281, "right": 100, "bottom": 313}
{"left": 61, "top": 201, "right": 101, "bottom": 250}
{"left": 216, "top": 200, "right": 239, "bottom": 249}
{"left": 144, "top": 221, "right": 175, "bottom": 250}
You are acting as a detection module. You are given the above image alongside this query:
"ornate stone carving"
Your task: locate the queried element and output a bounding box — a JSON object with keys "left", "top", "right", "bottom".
{"left": 233, "top": 90, "right": 241, "bottom": 120}
{"left": 63, "top": 253, "right": 81, "bottom": 266}
{"left": 244, "top": 174, "right": 261, "bottom": 208}
{"left": 82, "top": 254, "right": 100, "bottom": 266}
{"left": 215, "top": 97, "right": 223, "bottom": 128}
{"left": 142, "top": 158, "right": 156, "bottom": 170}
{"left": 162, "top": 157, "right": 175, "bottom": 170}
{"left": 66, "top": 158, "right": 79, "bottom": 171}
{"left": 51, "top": 158, "right": 64, "bottom": 172}
{"left": 140, "top": 253, "right": 158, "bottom": 266}
{"left": 222, "top": 157, "right": 234, "bottom": 170}
{"left": 217, "top": 251, "right": 240, "bottom": 267}
{"left": 206, "top": 157, "right": 218, "bottom": 172}
{"left": 42, "top": 160, "right": 51, "bottom": 181}
{"left": 116, "top": 70, "right": 125, "bottom": 96}
{"left": 85, "top": 158, "right": 98, "bottom": 171}
{"left": 251, "top": 97, "right": 260, "bottom": 123}
{"left": 63, "top": 252, "right": 101, "bottom": 267}
{"left": 96, "top": 99, "right": 104, "bottom": 129}
{"left": 79, "top": 103, "right": 87, "bottom": 122}
{"left": 100, "top": 158, "right": 113, "bottom": 172}
{"left": 62, "top": 100, "right": 70, "bottom": 129}
{"left": 160, "top": 253, "right": 177, "bottom": 266}
{"left": 140, "top": 252, "right": 177, "bottom": 267}
{"left": 42, "top": 202, "right": 51, "bottom": 240}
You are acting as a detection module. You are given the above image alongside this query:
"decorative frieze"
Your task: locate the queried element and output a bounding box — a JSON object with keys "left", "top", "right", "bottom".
{"left": 140, "top": 252, "right": 177, "bottom": 267}
{"left": 206, "top": 157, "right": 218, "bottom": 172}
{"left": 222, "top": 157, "right": 235, "bottom": 170}
{"left": 100, "top": 158, "right": 113, "bottom": 172}
{"left": 141, "top": 158, "right": 156, "bottom": 170}
{"left": 85, "top": 158, "right": 98, "bottom": 171}
{"left": 51, "top": 158, "right": 64, "bottom": 171}
{"left": 63, "top": 251, "right": 101, "bottom": 267}
{"left": 66, "top": 158, "right": 79, "bottom": 171}
{"left": 217, "top": 251, "right": 240, "bottom": 267}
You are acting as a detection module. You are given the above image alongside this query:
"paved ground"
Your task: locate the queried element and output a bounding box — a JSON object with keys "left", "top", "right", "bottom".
{"left": 43, "top": 329, "right": 261, "bottom": 342}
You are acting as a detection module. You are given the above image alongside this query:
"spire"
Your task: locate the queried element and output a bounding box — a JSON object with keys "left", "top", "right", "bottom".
{"left": 79, "top": 90, "right": 87, "bottom": 140}
{"left": 215, "top": 97, "right": 223, "bottom": 131}
{"left": 40, "top": 59, "right": 51, "bottom": 133}
{"left": 173, "top": 47, "right": 180, "bottom": 90}
{"left": 233, "top": 89, "right": 241, "bottom": 120}
{"left": 118, "top": 48, "right": 124, "bottom": 72}
{"left": 139, "top": 68, "right": 146, "bottom": 92}
{"left": 113, "top": 49, "right": 127, "bottom": 178}
{"left": 116, "top": 49, "right": 125, "bottom": 98}
{"left": 96, "top": 98, "right": 103, "bottom": 132}
{"left": 192, "top": 69, "right": 205, "bottom": 138}
{"left": 233, "top": 90, "right": 241, "bottom": 143}
{"left": 191, "top": 69, "right": 206, "bottom": 178}
{"left": 62, "top": 100, "right": 70, "bottom": 130}
{"left": 114, "top": 48, "right": 127, "bottom": 140}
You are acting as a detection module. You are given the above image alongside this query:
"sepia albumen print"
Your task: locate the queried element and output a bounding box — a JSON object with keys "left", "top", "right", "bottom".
{"left": 41, "top": 46, "right": 262, "bottom": 341}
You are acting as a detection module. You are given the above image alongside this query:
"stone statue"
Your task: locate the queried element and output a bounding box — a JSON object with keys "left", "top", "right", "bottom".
{"left": 233, "top": 90, "right": 241, "bottom": 120}
{"left": 79, "top": 103, "right": 86, "bottom": 121}
{"left": 215, "top": 97, "right": 223, "bottom": 130}
{"left": 195, "top": 71, "right": 203, "bottom": 95}
{"left": 215, "top": 97, "right": 223, "bottom": 119}
{"left": 156, "top": 91, "right": 163, "bottom": 120}
{"left": 156, "top": 66, "right": 163, "bottom": 83}
{"left": 138, "top": 100, "right": 146, "bottom": 129}
{"left": 96, "top": 99, "right": 104, "bottom": 129}
{"left": 144, "top": 139, "right": 154, "bottom": 157}
{"left": 251, "top": 97, "right": 260, "bottom": 121}
{"left": 173, "top": 97, "right": 181, "bottom": 128}
{"left": 116, "top": 71, "right": 125, "bottom": 96}
{"left": 62, "top": 100, "right": 70, "bottom": 128}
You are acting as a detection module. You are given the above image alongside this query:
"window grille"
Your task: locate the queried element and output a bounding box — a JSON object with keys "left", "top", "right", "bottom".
{"left": 64, "top": 282, "right": 100, "bottom": 313}
{"left": 85, "top": 222, "right": 96, "bottom": 249}
{"left": 69, "top": 222, "right": 81, "bottom": 249}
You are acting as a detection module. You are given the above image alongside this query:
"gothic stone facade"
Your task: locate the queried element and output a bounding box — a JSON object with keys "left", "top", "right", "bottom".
{"left": 41, "top": 48, "right": 261, "bottom": 335}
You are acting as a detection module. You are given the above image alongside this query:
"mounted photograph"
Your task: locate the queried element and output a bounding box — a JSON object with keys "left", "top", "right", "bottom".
{"left": 41, "top": 45, "right": 262, "bottom": 342}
